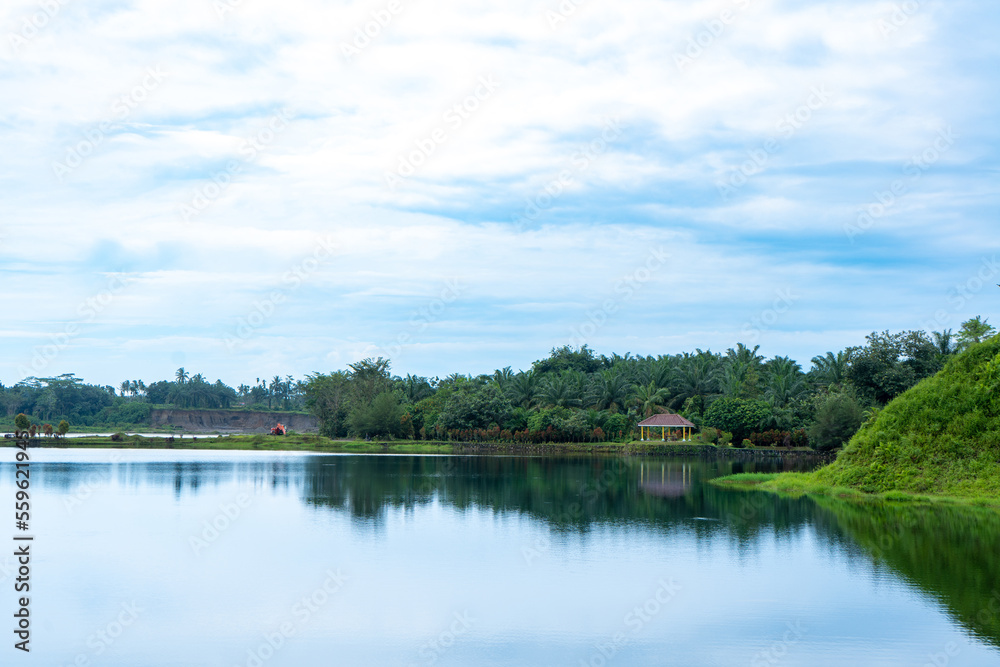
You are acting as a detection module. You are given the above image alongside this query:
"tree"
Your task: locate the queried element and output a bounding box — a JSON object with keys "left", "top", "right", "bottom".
{"left": 809, "top": 351, "right": 849, "bottom": 388}
{"left": 348, "top": 391, "right": 405, "bottom": 438}
{"left": 303, "top": 372, "right": 351, "bottom": 437}
{"left": 588, "top": 368, "right": 631, "bottom": 413}
{"left": 438, "top": 384, "right": 513, "bottom": 430}
{"left": 348, "top": 358, "right": 393, "bottom": 406}
{"left": 400, "top": 374, "right": 434, "bottom": 403}
{"left": 175, "top": 367, "right": 189, "bottom": 384}
{"left": 764, "top": 357, "right": 809, "bottom": 408}
{"left": 720, "top": 343, "right": 764, "bottom": 399}
{"left": 532, "top": 345, "right": 603, "bottom": 374}
{"left": 507, "top": 371, "right": 540, "bottom": 409}
{"left": 631, "top": 381, "right": 669, "bottom": 418}
{"left": 956, "top": 316, "right": 996, "bottom": 351}
{"left": 808, "top": 390, "right": 864, "bottom": 451}
{"left": 703, "top": 397, "right": 773, "bottom": 444}
{"left": 846, "top": 330, "right": 941, "bottom": 405}
{"left": 57, "top": 420, "right": 70, "bottom": 437}
{"left": 671, "top": 350, "right": 720, "bottom": 415}
{"left": 14, "top": 413, "right": 30, "bottom": 434}
{"left": 538, "top": 372, "right": 583, "bottom": 408}
{"left": 490, "top": 367, "right": 514, "bottom": 392}
{"left": 931, "top": 329, "right": 957, "bottom": 357}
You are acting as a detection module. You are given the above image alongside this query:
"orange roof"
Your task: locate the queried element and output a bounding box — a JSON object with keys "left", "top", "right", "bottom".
{"left": 638, "top": 414, "right": 695, "bottom": 428}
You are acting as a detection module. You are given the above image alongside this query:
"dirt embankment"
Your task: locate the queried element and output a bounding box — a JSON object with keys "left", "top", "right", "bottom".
{"left": 149, "top": 408, "right": 318, "bottom": 433}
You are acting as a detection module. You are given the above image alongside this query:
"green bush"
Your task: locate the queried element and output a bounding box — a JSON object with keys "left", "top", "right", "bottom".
{"left": 808, "top": 390, "right": 864, "bottom": 451}
{"left": 704, "top": 398, "right": 773, "bottom": 443}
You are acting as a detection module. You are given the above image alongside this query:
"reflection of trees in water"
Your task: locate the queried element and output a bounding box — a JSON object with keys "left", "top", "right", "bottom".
{"left": 815, "top": 499, "right": 1000, "bottom": 648}
{"left": 35, "top": 460, "right": 306, "bottom": 501}
{"left": 301, "top": 455, "right": 1000, "bottom": 649}
{"left": 300, "top": 455, "right": 831, "bottom": 541}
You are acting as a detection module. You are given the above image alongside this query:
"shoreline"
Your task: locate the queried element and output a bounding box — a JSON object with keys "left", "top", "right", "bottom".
{"left": 710, "top": 472, "right": 1000, "bottom": 509}
{"left": 2, "top": 435, "right": 837, "bottom": 460}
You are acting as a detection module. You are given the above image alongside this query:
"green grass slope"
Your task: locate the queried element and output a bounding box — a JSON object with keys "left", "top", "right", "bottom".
{"left": 757, "top": 335, "right": 1000, "bottom": 501}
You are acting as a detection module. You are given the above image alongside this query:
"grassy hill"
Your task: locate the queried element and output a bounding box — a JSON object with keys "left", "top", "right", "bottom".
{"left": 720, "top": 335, "right": 1000, "bottom": 503}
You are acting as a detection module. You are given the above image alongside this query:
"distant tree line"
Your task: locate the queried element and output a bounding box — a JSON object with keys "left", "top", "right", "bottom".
{"left": 0, "top": 369, "right": 307, "bottom": 429}
{"left": 2, "top": 316, "right": 994, "bottom": 448}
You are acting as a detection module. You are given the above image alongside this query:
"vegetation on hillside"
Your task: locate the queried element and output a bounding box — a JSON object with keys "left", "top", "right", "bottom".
{"left": 721, "top": 333, "right": 1000, "bottom": 500}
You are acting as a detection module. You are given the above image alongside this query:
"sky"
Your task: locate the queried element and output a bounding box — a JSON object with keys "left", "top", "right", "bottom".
{"left": 1, "top": 0, "right": 998, "bottom": 388}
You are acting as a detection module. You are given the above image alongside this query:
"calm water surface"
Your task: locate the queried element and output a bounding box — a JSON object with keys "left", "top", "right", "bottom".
{"left": 2, "top": 449, "right": 999, "bottom": 666}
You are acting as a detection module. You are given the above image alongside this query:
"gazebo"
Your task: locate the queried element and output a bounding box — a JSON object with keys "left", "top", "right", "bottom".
{"left": 638, "top": 413, "right": 696, "bottom": 441}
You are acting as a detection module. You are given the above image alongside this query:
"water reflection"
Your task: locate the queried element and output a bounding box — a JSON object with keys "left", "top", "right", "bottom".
{"left": 14, "top": 450, "right": 1000, "bottom": 658}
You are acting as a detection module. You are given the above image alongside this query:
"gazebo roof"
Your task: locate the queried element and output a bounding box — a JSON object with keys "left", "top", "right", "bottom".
{"left": 638, "top": 413, "right": 695, "bottom": 428}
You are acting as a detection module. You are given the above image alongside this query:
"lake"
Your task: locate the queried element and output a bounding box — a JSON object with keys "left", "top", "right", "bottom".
{"left": 2, "top": 449, "right": 999, "bottom": 666}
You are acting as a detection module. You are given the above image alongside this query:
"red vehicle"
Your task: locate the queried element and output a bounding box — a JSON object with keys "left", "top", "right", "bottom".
{"left": 270, "top": 423, "right": 286, "bottom": 436}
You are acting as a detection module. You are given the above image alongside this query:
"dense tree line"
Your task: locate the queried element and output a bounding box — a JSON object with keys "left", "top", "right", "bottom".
{"left": 302, "top": 316, "right": 996, "bottom": 450}
{"left": 2, "top": 316, "right": 994, "bottom": 447}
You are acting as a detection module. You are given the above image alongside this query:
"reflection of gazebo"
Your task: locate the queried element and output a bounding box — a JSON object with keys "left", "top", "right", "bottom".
{"left": 638, "top": 414, "right": 696, "bottom": 441}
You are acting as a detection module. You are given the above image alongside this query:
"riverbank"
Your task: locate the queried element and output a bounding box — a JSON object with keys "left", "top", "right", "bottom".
{"left": 3, "top": 434, "right": 835, "bottom": 460}
{"left": 710, "top": 472, "right": 1000, "bottom": 508}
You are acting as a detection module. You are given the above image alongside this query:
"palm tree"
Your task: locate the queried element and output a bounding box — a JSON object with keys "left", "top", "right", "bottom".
{"left": 491, "top": 367, "right": 514, "bottom": 392}
{"left": 587, "top": 368, "right": 631, "bottom": 412}
{"left": 175, "top": 367, "right": 189, "bottom": 384}
{"left": 507, "top": 371, "right": 540, "bottom": 409}
{"left": 764, "top": 356, "right": 808, "bottom": 408}
{"left": 402, "top": 374, "right": 434, "bottom": 403}
{"left": 810, "top": 351, "right": 849, "bottom": 387}
{"left": 671, "top": 350, "right": 720, "bottom": 412}
{"left": 631, "top": 381, "right": 669, "bottom": 418}
{"left": 268, "top": 376, "right": 282, "bottom": 410}
{"left": 120, "top": 380, "right": 131, "bottom": 399}
{"left": 721, "top": 343, "right": 764, "bottom": 398}
{"left": 931, "top": 329, "right": 956, "bottom": 356}
{"left": 539, "top": 373, "right": 582, "bottom": 408}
